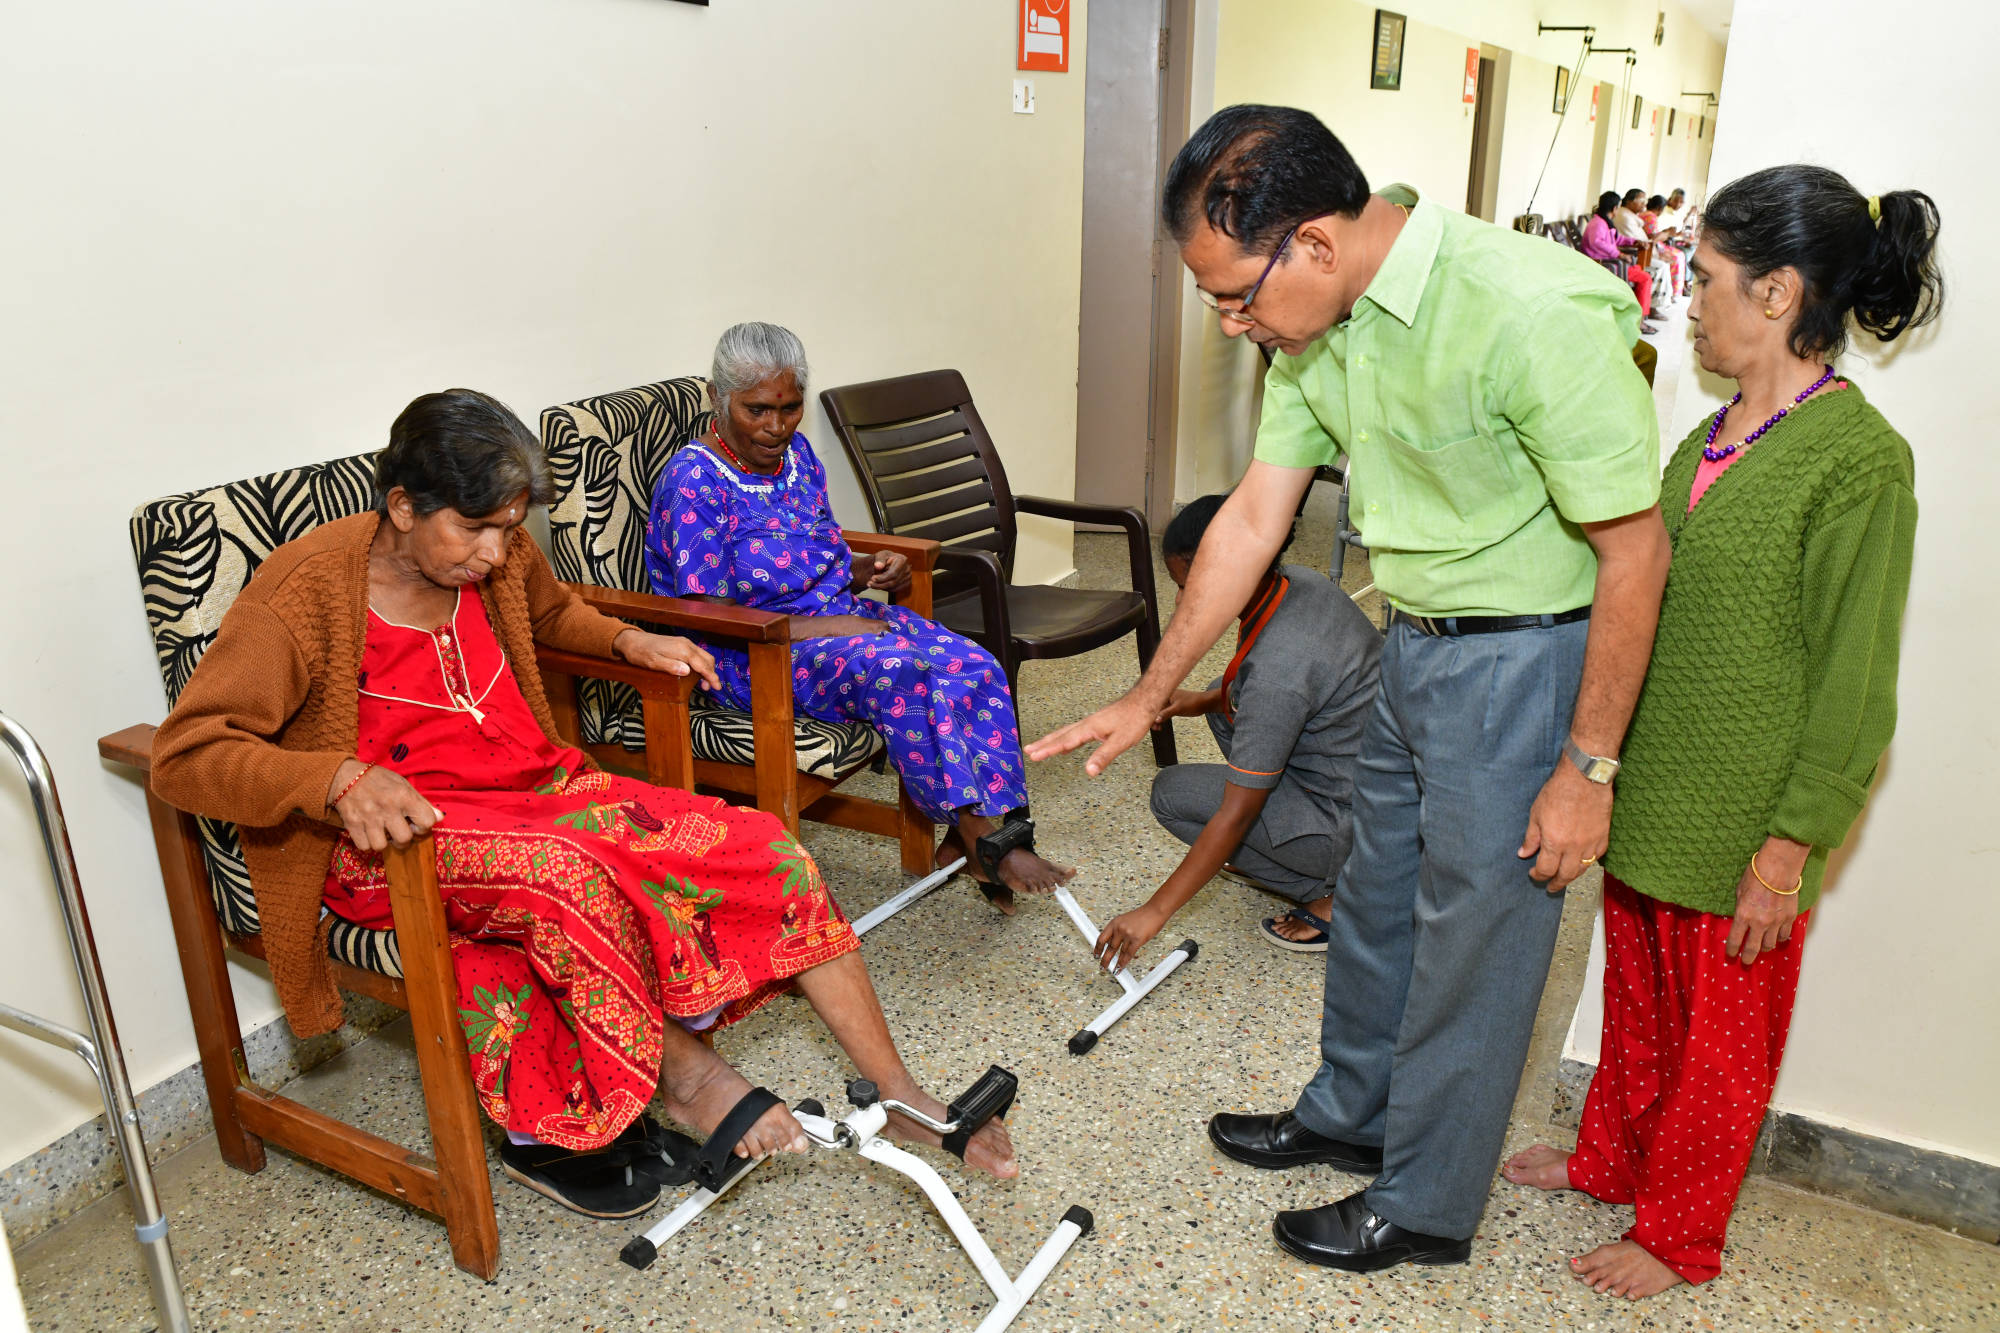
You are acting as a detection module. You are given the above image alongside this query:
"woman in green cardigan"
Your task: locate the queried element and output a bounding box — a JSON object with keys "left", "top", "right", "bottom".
{"left": 1503, "top": 164, "right": 1943, "bottom": 1298}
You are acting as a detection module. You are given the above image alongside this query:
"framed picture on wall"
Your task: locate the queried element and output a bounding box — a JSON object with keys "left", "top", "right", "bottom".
{"left": 1371, "top": 10, "right": 1406, "bottom": 91}
{"left": 1553, "top": 66, "right": 1571, "bottom": 114}
{"left": 1631, "top": 94, "right": 1644, "bottom": 131}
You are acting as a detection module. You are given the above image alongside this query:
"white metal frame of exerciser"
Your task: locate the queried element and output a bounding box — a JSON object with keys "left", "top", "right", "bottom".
{"left": 853, "top": 856, "right": 1199, "bottom": 1055}
{"left": 623, "top": 858, "right": 1194, "bottom": 1327}
{"left": 622, "top": 1090, "right": 1093, "bottom": 1333}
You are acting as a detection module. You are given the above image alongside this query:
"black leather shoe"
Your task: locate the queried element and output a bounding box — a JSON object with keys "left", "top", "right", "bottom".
{"left": 1273, "top": 1191, "right": 1471, "bottom": 1271}
{"left": 1207, "top": 1111, "right": 1384, "bottom": 1172}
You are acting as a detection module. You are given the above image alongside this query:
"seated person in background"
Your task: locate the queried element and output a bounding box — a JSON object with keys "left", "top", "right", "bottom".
{"left": 1584, "top": 192, "right": 1662, "bottom": 335}
{"left": 152, "top": 389, "right": 1017, "bottom": 1222}
{"left": 1092, "top": 494, "right": 1381, "bottom": 966}
{"left": 1643, "top": 194, "right": 1688, "bottom": 295}
{"left": 647, "top": 321, "right": 1073, "bottom": 913}
{"left": 1612, "top": 187, "right": 1674, "bottom": 316}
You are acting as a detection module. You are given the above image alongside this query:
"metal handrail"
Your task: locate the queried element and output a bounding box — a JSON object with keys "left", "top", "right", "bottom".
{"left": 1, "top": 712, "right": 191, "bottom": 1331}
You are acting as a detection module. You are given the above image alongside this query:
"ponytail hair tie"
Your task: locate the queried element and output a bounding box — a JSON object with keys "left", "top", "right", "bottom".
{"left": 1867, "top": 195, "right": 1882, "bottom": 225}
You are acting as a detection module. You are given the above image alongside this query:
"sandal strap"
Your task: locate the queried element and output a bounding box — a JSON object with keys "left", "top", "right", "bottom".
{"left": 691, "top": 1086, "right": 784, "bottom": 1192}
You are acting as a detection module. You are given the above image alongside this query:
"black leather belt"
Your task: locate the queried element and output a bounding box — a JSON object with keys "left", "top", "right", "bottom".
{"left": 1392, "top": 606, "right": 1591, "bottom": 637}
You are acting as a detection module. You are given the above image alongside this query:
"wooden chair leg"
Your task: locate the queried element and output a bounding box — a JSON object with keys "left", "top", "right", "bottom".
{"left": 896, "top": 781, "right": 933, "bottom": 875}
{"left": 386, "top": 838, "right": 500, "bottom": 1281}
{"left": 144, "top": 795, "right": 265, "bottom": 1173}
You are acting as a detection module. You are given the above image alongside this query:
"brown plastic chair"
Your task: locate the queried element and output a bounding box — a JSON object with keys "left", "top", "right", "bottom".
{"left": 820, "top": 369, "right": 1176, "bottom": 767}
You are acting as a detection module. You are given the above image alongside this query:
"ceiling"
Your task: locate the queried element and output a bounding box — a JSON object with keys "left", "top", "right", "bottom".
{"left": 1675, "top": 0, "right": 1735, "bottom": 46}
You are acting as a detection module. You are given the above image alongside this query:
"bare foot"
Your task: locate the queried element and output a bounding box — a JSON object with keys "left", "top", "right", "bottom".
{"left": 1502, "top": 1144, "right": 1574, "bottom": 1191}
{"left": 876, "top": 1077, "right": 1019, "bottom": 1180}
{"left": 658, "top": 1039, "right": 807, "bottom": 1161}
{"left": 995, "top": 845, "right": 1074, "bottom": 897}
{"left": 1269, "top": 897, "right": 1333, "bottom": 943}
{"left": 938, "top": 830, "right": 1016, "bottom": 916}
{"left": 1571, "top": 1240, "right": 1685, "bottom": 1299}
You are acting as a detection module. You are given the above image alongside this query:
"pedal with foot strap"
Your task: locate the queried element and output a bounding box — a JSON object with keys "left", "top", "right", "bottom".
{"left": 621, "top": 1067, "right": 1089, "bottom": 1333}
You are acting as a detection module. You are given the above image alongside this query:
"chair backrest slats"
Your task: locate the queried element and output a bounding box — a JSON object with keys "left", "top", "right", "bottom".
{"left": 853, "top": 408, "right": 974, "bottom": 455}
{"left": 874, "top": 454, "right": 989, "bottom": 505}
{"left": 819, "top": 369, "right": 1020, "bottom": 587}
{"left": 901, "top": 507, "right": 1005, "bottom": 547}
{"left": 885, "top": 480, "right": 997, "bottom": 530}
{"left": 864, "top": 434, "right": 986, "bottom": 483}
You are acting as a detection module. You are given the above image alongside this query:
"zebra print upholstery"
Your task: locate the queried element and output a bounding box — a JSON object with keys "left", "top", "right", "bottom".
{"left": 541, "top": 378, "right": 883, "bottom": 778}
{"left": 130, "top": 453, "right": 402, "bottom": 978}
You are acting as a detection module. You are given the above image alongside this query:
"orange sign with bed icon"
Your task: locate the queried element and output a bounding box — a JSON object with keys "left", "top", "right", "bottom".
{"left": 1019, "top": 0, "right": 1068, "bottom": 72}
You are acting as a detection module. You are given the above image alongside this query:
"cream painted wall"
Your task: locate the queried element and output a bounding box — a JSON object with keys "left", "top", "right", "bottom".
{"left": 1566, "top": 1, "right": 2000, "bottom": 1163}
{"left": 0, "top": 0, "right": 1090, "bottom": 1169}
{"left": 1172, "top": 0, "right": 1726, "bottom": 503}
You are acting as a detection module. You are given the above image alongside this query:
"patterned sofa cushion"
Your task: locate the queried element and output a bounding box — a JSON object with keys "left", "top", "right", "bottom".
{"left": 131, "top": 453, "right": 403, "bottom": 976}
{"left": 541, "top": 378, "right": 881, "bottom": 779}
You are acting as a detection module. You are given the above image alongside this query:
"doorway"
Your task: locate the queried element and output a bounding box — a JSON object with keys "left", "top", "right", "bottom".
{"left": 1073, "top": 0, "right": 1195, "bottom": 530}
{"left": 1464, "top": 54, "right": 1498, "bottom": 220}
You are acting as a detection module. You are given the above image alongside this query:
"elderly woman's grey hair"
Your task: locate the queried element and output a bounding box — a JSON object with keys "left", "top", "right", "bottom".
{"left": 710, "top": 321, "right": 810, "bottom": 411}
{"left": 375, "top": 388, "right": 554, "bottom": 518}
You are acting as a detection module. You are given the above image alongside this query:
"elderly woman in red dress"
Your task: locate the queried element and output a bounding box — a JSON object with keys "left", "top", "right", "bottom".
{"left": 152, "top": 388, "right": 1014, "bottom": 1220}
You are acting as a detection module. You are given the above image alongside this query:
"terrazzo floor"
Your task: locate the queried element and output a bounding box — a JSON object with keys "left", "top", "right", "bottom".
{"left": 18, "top": 488, "right": 1998, "bottom": 1332}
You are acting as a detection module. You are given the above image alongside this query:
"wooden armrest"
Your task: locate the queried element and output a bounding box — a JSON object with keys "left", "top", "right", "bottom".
{"left": 566, "top": 585, "right": 791, "bottom": 644}
{"left": 844, "top": 530, "right": 940, "bottom": 572}
{"left": 533, "top": 646, "right": 697, "bottom": 701}
{"left": 99, "top": 723, "right": 157, "bottom": 772}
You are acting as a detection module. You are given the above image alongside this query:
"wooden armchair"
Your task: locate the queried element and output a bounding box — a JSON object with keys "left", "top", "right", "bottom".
{"left": 820, "top": 369, "right": 1177, "bottom": 768}
{"left": 112, "top": 453, "right": 707, "bottom": 1279}
{"left": 540, "top": 377, "right": 939, "bottom": 874}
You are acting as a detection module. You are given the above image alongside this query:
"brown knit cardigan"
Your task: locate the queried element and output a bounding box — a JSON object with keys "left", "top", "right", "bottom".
{"left": 150, "top": 512, "right": 626, "bottom": 1037}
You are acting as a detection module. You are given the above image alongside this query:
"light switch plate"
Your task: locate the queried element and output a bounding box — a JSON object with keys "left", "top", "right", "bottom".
{"left": 1012, "top": 79, "right": 1035, "bottom": 114}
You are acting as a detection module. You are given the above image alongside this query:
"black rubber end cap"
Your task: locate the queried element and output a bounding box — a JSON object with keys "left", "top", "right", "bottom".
{"left": 1067, "top": 1029, "right": 1098, "bottom": 1056}
{"left": 846, "top": 1078, "right": 879, "bottom": 1109}
{"left": 1062, "top": 1205, "right": 1095, "bottom": 1237}
{"left": 619, "top": 1236, "right": 658, "bottom": 1270}
{"left": 795, "top": 1098, "right": 825, "bottom": 1119}
{"left": 1179, "top": 938, "right": 1200, "bottom": 962}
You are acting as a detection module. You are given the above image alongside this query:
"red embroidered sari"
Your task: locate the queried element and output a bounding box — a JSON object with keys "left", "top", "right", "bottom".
{"left": 323, "top": 589, "right": 855, "bottom": 1149}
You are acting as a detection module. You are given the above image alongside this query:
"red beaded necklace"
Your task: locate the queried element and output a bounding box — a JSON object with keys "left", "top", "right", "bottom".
{"left": 709, "top": 423, "right": 783, "bottom": 476}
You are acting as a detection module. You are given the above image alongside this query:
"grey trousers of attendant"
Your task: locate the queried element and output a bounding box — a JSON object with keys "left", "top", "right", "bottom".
{"left": 1149, "top": 713, "right": 1338, "bottom": 906}
{"left": 1291, "top": 617, "right": 1587, "bottom": 1240}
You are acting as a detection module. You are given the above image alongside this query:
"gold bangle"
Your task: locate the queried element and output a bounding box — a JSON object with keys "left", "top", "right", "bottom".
{"left": 1751, "top": 851, "right": 1802, "bottom": 896}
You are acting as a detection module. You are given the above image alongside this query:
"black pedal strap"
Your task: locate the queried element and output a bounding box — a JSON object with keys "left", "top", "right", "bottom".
{"left": 691, "top": 1086, "right": 784, "bottom": 1193}
{"left": 941, "top": 1065, "right": 1018, "bottom": 1161}
{"left": 973, "top": 817, "right": 1036, "bottom": 883}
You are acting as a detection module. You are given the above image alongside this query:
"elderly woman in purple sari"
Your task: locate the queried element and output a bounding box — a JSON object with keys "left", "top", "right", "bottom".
{"left": 645, "top": 323, "right": 1073, "bottom": 911}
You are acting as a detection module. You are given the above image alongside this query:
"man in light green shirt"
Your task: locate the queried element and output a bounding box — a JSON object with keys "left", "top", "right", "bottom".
{"left": 1032, "top": 106, "right": 1670, "bottom": 1273}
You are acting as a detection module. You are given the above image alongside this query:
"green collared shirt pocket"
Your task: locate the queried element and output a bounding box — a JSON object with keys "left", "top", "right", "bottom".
{"left": 1365, "top": 427, "right": 1522, "bottom": 548}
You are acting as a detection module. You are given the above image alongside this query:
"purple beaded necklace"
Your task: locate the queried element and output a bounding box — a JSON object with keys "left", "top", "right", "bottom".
{"left": 1702, "top": 366, "right": 1838, "bottom": 463}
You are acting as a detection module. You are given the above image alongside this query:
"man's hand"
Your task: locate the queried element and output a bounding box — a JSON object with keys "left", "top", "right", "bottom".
{"left": 1725, "top": 836, "right": 1808, "bottom": 964}
{"left": 1517, "top": 761, "right": 1612, "bottom": 893}
{"left": 1028, "top": 689, "right": 1162, "bottom": 776}
{"left": 328, "top": 760, "right": 443, "bottom": 852}
{"left": 1154, "top": 687, "right": 1223, "bottom": 728}
{"left": 613, "top": 628, "right": 721, "bottom": 692}
{"left": 1094, "top": 904, "right": 1166, "bottom": 973}
{"left": 861, "top": 550, "right": 912, "bottom": 598}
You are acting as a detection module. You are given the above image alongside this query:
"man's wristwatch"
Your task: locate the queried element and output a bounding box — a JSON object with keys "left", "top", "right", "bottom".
{"left": 1563, "top": 737, "right": 1621, "bottom": 785}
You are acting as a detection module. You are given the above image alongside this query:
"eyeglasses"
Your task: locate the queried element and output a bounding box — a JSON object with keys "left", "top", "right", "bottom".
{"left": 1195, "top": 225, "right": 1299, "bottom": 327}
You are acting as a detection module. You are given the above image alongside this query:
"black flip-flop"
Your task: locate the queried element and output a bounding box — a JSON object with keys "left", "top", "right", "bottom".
{"left": 617, "top": 1112, "right": 701, "bottom": 1189}
{"left": 499, "top": 1138, "right": 661, "bottom": 1219}
{"left": 1260, "top": 907, "right": 1331, "bottom": 953}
